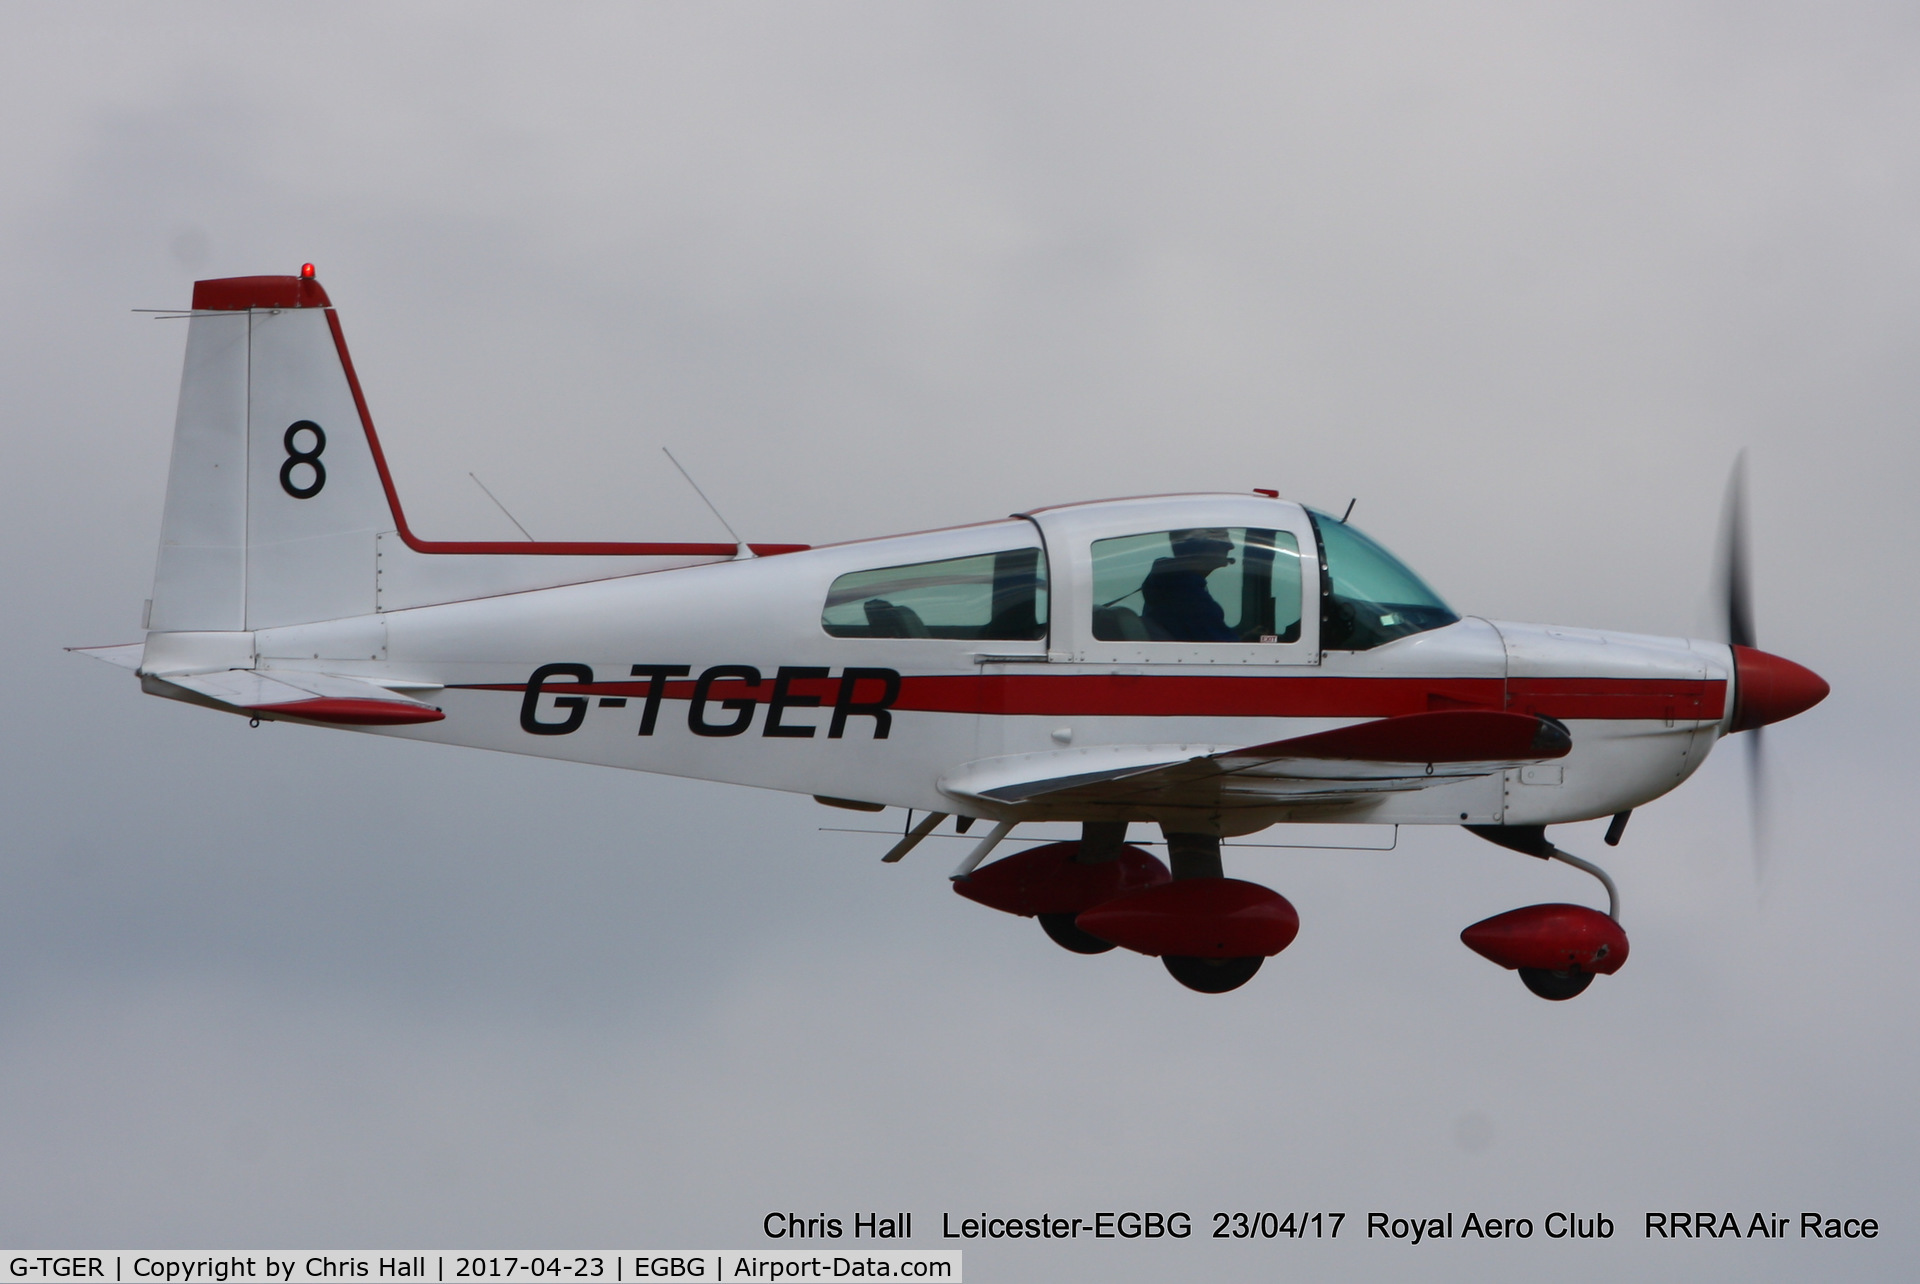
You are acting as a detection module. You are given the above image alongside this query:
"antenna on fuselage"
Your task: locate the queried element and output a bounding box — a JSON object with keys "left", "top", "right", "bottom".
{"left": 468, "top": 472, "right": 536, "bottom": 540}
{"left": 662, "top": 447, "right": 756, "bottom": 559}
{"left": 1340, "top": 498, "right": 1357, "bottom": 523}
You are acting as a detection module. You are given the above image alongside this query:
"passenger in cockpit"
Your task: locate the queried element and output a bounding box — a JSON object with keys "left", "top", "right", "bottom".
{"left": 1140, "top": 528, "right": 1239, "bottom": 642}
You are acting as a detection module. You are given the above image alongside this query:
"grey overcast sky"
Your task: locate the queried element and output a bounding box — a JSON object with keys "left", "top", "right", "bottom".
{"left": 1, "top": 4, "right": 1914, "bottom": 1280}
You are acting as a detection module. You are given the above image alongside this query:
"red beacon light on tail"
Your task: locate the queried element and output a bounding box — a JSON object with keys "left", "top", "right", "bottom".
{"left": 300, "top": 263, "right": 316, "bottom": 279}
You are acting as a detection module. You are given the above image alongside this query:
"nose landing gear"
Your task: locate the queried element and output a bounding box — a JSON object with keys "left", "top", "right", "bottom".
{"left": 1463, "top": 825, "right": 1628, "bottom": 1002}
{"left": 1518, "top": 967, "right": 1594, "bottom": 1001}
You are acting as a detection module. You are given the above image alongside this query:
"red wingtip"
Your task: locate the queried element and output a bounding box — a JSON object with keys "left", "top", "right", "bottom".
{"left": 1729, "top": 646, "right": 1830, "bottom": 732}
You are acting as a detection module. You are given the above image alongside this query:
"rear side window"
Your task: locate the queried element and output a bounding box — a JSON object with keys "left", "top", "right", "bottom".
{"left": 823, "top": 548, "right": 1049, "bottom": 640}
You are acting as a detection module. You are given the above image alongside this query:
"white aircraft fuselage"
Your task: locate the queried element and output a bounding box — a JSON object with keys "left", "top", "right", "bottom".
{"left": 77, "top": 271, "right": 1829, "bottom": 996}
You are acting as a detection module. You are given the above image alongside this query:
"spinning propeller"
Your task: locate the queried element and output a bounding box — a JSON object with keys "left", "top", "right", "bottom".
{"left": 1715, "top": 451, "right": 1829, "bottom": 876}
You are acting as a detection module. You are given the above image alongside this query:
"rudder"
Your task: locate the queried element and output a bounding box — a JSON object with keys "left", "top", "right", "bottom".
{"left": 151, "top": 273, "right": 390, "bottom": 631}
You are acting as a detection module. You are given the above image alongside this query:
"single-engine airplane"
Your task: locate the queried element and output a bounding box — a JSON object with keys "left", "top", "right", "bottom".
{"left": 75, "top": 268, "right": 1829, "bottom": 998}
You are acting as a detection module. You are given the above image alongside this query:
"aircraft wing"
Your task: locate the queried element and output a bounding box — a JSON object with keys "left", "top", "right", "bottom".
{"left": 941, "top": 710, "right": 1571, "bottom": 810}
{"left": 141, "top": 668, "right": 446, "bottom": 726}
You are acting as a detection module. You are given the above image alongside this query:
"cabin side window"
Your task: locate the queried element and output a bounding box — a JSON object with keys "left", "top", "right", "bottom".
{"left": 822, "top": 548, "right": 1049, "bottom": 640}
{"left": 1090, "top": 528, "right": 1302, "bottom": 643}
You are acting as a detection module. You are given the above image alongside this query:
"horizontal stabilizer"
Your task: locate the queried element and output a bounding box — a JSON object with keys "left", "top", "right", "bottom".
{"left": 67, "top": 643, "right": 146, "bottom": 671}
{"left": 145, "top": 668, "right": 445, "bottom": 726}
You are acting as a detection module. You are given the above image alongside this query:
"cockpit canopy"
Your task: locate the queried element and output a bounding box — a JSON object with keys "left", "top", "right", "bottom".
{"left": 813, "top": 496, "right": 1459, "bottom": 654}
{"left": 1308, "top": 509, "right": 1458, "bottom": 649}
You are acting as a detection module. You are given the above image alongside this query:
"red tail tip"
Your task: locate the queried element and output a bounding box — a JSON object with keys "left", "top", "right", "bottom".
{"left": 300, "top": 263, "right": 316, "bottom": 279}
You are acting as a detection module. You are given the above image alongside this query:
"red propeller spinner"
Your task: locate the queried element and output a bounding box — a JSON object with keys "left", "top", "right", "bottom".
{"left": 1729, "top": 645, "right": 1829, "bottom": 732}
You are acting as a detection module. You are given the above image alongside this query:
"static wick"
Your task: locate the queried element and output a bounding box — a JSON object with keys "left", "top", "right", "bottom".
{"left": 663, "top": 447, "right": 755, "bottom": 558}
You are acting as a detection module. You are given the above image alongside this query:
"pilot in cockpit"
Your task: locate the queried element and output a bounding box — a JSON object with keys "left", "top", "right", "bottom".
{"left": 1140, "top": 528, "right": 1239, "bottom": 642}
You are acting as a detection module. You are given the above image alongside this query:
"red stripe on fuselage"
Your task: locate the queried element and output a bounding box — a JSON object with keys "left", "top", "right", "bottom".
{"left": 457, "top": 673, "right": 1726, "bottom": 722}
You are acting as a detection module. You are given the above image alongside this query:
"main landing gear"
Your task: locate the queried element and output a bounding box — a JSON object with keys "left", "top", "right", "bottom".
{"left": 950, "top": 817, "right": 1631, "bottom": 1000}
{"left": 1038, "top": 912, "right": 1118, "bottom": 955}
{"left": 1461, "top": 822, "right": 1630, "bottom": 1002}
{"left": 952, "top": 823, "right": 1299, "bottom": 994}
{"left": 1162, "top": 954, "right": 1267, "bottom": 994}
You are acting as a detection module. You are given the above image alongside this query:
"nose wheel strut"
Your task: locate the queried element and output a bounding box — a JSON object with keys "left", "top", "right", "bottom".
{"left": 1541, "top": 844, "right": 1619, "bottom": 921}
{"left": 1465, "top": 824, "right": 1620, "bottom": 921}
